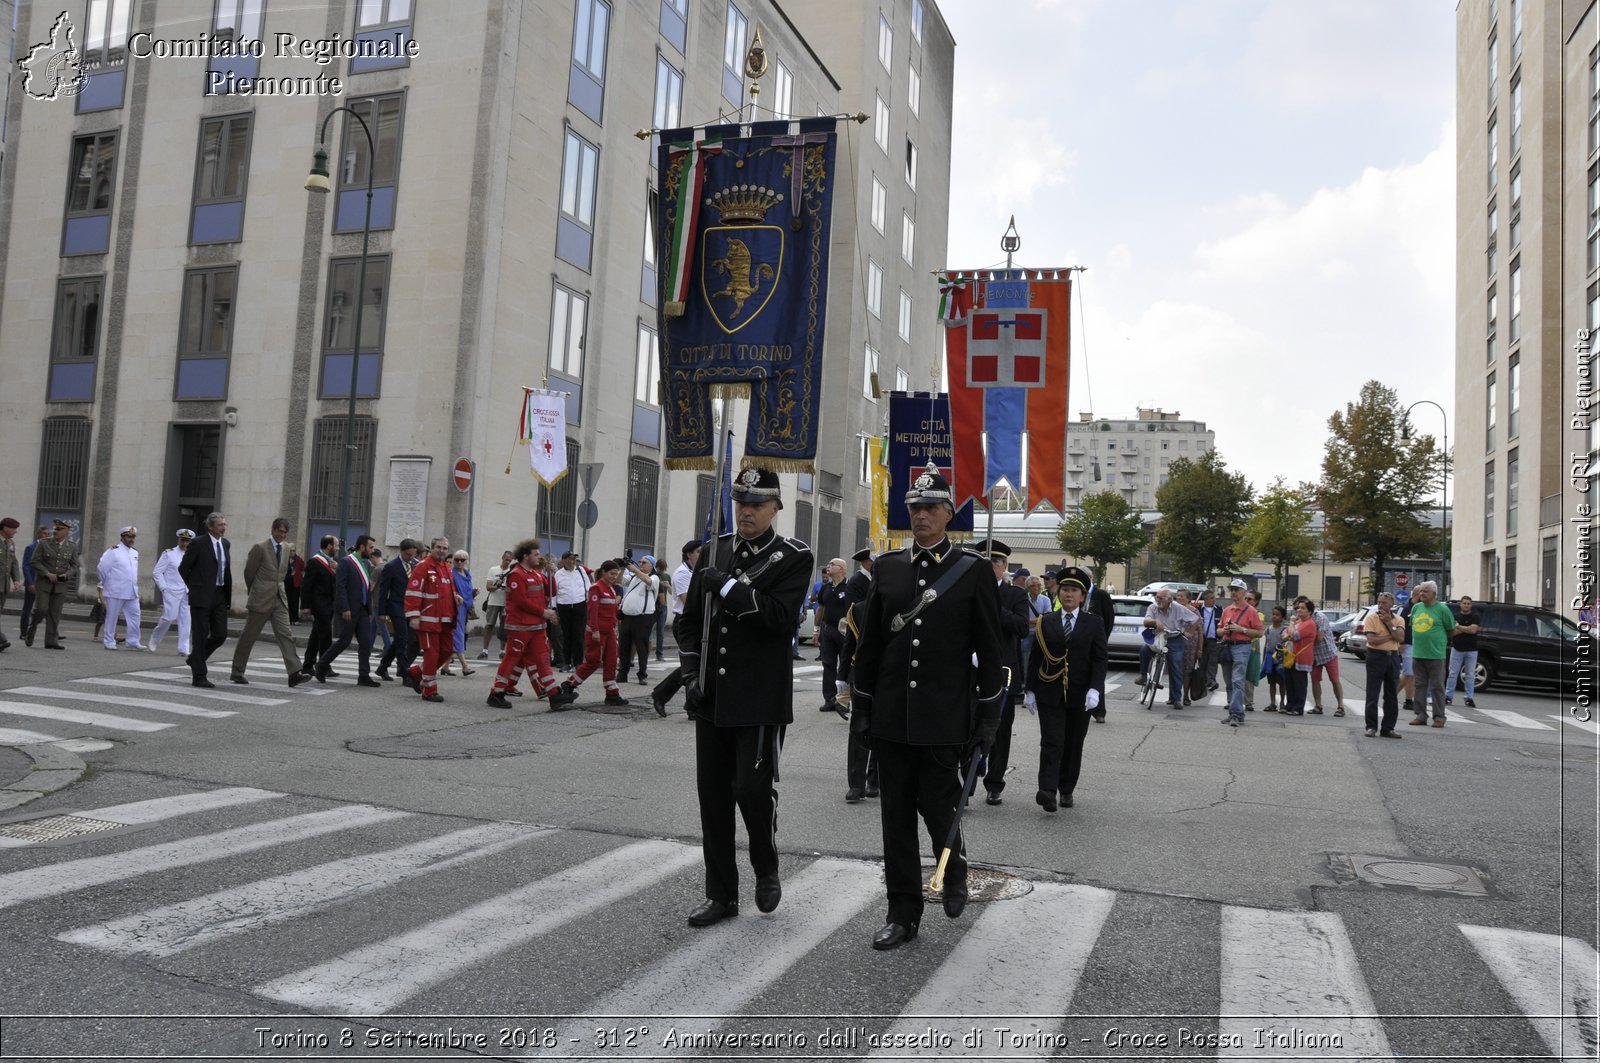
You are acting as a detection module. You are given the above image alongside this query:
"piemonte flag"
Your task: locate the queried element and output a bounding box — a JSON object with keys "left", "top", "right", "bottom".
{"left": 944, "top": 270, "right": 1071, "bottom": 514}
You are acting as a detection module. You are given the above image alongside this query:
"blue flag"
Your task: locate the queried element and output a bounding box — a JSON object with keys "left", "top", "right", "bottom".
{"left": 703, "top": 432, "right": 734, "bottom": 542}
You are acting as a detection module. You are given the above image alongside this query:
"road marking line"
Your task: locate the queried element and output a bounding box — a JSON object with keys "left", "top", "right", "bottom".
{"left": 11, "top": 686, "right": 234, "bottom": 720}
{"left": 254, "top": 838, "right": 700, "bottom": 1014}
{"left": 59, "top": 822, "right": 550, "bottom": 957}
{"left": 150, "top": 665, "right": 333, "bottom": 695}
{"left": 1460, "top": 924, "right": 1600, "bottom": 1060}
{"left": 582, "top": 859, "right": 880, "bottom": 1029}
{"left": 1104, "top": 682, "right": 1122, "bottom": 694}
{"left": 1549, "top": 715, "right": 1600, "bottom": 735}
{"left": 91, "top": 675, "right": 289, "bottom": 706}
{"left": 0, "top": 726, "right": 64, "bottom": 745}
{"left": 873, "top": 882, "right": 1117, "bottom": 1057}
{"left": 1219, "top": 907, "right": 1391, "bottom": 1059}
{"left": 0, "top": 804, "right": 408, "bottom": 910}
{"left": 83, "top": 787, "right": 285, "bottom": 826}
{"left": 0, "top": 701, "right": 173, "bottom": 733}
{"left": 1474, "top": 709, "right": 1554, "bottom": 730}
{"left": 791, "top": 665, "right": 825, "bottom": 676}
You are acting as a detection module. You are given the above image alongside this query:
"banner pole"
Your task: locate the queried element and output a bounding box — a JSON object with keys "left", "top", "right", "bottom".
{"left": 698, "top": 399, "right": 733, "bottom": 691}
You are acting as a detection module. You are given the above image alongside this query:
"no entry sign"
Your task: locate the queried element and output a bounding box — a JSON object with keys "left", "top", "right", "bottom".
{"left": 453, "top": 458, "right": 474, "bottom": 492}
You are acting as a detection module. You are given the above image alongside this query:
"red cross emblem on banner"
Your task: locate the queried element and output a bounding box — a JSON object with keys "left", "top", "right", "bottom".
{"left": 966, "top": 308, "right": 1048, "bottom": 388}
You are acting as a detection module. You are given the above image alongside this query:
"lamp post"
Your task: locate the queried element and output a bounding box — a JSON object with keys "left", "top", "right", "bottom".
{"left": 305, "top": 103, "right": 375, "bottom": 557}
{"left": 1401, "top": 399, "right": 1449, "bottom": 596}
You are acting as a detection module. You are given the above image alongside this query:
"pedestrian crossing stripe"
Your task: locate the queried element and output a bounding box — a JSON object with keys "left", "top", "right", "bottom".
{"left": 92, "top": 674, "right": 291, "bottom": 706}
{"left": 1475, "top": 708, "right": 1554, "bottom": 730}
{"left": 0, "top": 795, "right": 1595, "bottom": 1050}
{"left": 1550, "top": 714, "right": 1600, "bottom": 735}
{"left": 9, "top": 686, "right": 235, "bottom": 719}
{"left": 0, "top": 700, "right": 174, "bottom": 733}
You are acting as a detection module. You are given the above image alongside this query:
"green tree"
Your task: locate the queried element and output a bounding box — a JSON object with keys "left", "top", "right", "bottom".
{"left": 1316, "top": 380, "right": 1443, "bottom": 591}
{"left": 1152, "top": 450, "right": 1254, "bottom": 584}
{"left": 1236, "top": 477, "right": 1318, "bottom": 591}
{"left": 1057, "top": 490, "right": 1149, "bottom": 584}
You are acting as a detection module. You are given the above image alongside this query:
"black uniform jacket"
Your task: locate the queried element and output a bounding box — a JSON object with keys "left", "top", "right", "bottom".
{"left": 1027, "top": 607, "right": 1108, "bottom": 711}
{"left": 1087, "top": 586, "right": 1115, "bottom": 644}
{"left": 851, "top": 540, "right": 1006, "bottom": 746}
{"left": 845, "top": 568, "right": 872, "bottom": 604}
{"left": 997, "top": 580, "right": 1032, "bottom": 676}
{"left": 178, "top": 535, "right": 232, "bottom": 608}
{"left": 680, "top": 526, "right": 814, "bottom": 727}
{"left": 301, "top": 553, "right": 339, "bottom": 615}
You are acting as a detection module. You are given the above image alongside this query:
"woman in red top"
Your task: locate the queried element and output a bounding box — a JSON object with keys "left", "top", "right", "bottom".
{"left": 1281, "top": 599, "right": 1319, "bottom": 716}
{"left": 557, "top": 559, "right": 629, "bottom": 706}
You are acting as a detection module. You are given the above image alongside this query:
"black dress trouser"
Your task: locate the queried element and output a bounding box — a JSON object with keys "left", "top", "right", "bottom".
{"left": 1037, "top": 696, "right": 1092, "bottom": 798}
{"left": 186, "top": 600, "right": 229, "bottom": 680}
{"left": 819, "top": 624, "right": 845, "bottom": 706}
{"left": 302, "top": 610, "right": 333, "bottom": 674}
{"left": 874, "top": 739, "right": 965, "bottom": 927}
{"left": 695, "top": 719, "right": 782, "bottom": 904}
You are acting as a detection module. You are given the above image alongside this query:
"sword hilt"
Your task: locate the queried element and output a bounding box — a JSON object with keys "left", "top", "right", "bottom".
{"left": 928, "top": 848, "right": 953, "bottom": 894}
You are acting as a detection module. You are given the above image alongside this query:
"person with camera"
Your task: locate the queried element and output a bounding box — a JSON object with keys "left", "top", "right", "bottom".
{"left": 618, "top": 553, "right": 660, "bottom": 684}
{"left": 849, "top": 464, "right": 1005, "bottom": 951}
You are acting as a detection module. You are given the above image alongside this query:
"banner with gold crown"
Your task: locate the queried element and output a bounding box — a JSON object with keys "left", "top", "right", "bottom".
{"left": 656, "top": 118, "right": 839, "bottom": 471}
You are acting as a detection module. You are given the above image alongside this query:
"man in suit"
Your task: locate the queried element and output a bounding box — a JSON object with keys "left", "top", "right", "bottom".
{"left": 1085, "top": 573, "right": 1116, "bottom": 723}
{"left": 974, "top": 539, "right": 1033, "bottom": 806}
{"left": 0, "top": 517, "right": 20, "bottom": 652}
{"left": 314, "top": 534, "right": 380, "bottom": 686}
{"left": 678, "top": 466, "right": 813, "bottom": 928}
{"left": 19, "top": 525, "right": 47, "bottom": 638}
{"left": 178, "top": 511, "right": 233, "bottom": 686}
{"left": 228, "top": 518, "right": 308, "bottom": 686}
{"left": 375, "top": 538, "right": 419, "bottom": 680}
{"left": 299, "top": 534, "right": 340, "bottom": 677}
{"left": 1026, "top": 566, "right": 1109, "bottom": 812}
{"left": 28, "top": 520, "right": 80, "bottom": 649}
{"left": 850, "top": 465, "right": 1006, "bottom": 950}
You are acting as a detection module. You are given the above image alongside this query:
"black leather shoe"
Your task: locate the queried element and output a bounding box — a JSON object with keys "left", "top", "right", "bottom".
{"left": 942, "top": 885, "right": 968, "bottom": 919}
{"left": 872, "top": 922, "right": 918, "bottom": 950}
{"left": 1035, "top": 789, "right": 1058, "bottom": 813}
{"left": 315, "top": 665, "right": 331, "bottom": 684}
{"left": 864, "top": 786, "right": 879, "bottom": 799}
{"left": 548, "top": 686, "right": 578, "bottom": 710}
{"left": 486, "top": 693, "right": 511, "bottom": 709}
{"left": 506, "top": 689, "right": 523, "bottom": 697}
{"left": 604, "top": 694, "right": 630, "bottom": 706}
{"left": 193, "top": 677, "right": 216, "bottom": 688}
{"left": 229, "top": 674, "right": 249, "bottom": 685}
{"left": 845, "top": 788, "right": 864, "bottom": 803}
{"left": 687, "top": 899, "right": 738, "bottom": 927}
{"left": 985, "top": 789, "right": 1002, "bottom": 806}
{"left": 403, "top": 671, "right": 420, "bottom": 692}
{"left": 651, "top": 693, "right": 668, "bottom": 717}
{"left": 288, "top": 672, "right": 307, "bottom": 688}
{"left": 422, "top": 693, "right": 443, "bottom": 703}
{"left": 755, "top": 874, "right": 781, "bottom": 913}
{"left": 357, "top": 677, "right": 381, "bottom": 687}
{"left": 1061, "top": 793, "right": 1074, "bottom": 808}
{"left": 376, "top": 669, "right": 391, "bottom": 681}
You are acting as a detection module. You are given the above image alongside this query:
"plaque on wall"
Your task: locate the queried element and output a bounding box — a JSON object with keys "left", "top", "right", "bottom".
{"left": 386, "top": 457, "right": 432, "bottom": 545}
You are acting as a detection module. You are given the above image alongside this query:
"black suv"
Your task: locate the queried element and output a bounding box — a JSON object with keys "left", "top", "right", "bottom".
{"left": 1450, "top": 600, "right": 1596, "bottom": 693}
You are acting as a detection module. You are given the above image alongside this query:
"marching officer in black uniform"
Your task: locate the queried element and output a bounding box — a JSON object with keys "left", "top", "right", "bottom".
{"left": 679, "top": 466, "right": 813, "bottom": 928}
{"left": 972, "top": 539, "right": 1033, "bottom": 806}
{"left": 851, "top": 464, "right": 1006, "bottom": 950}
{"left": 815, "top": 557, "right": 852, "bottom": 717}
{"left": 1027, "top": 565, "right": 1108, "bottom": 812}
{"left": 841, "top": 546, "right": 878, "bottom": 802}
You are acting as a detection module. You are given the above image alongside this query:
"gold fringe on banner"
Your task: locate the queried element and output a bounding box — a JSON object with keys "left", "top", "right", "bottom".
{"left": 708, "top": 382, "right": 752, "bottom": 401}
{"left": 742, "top": 457, "right": 816, "bottom": 474}
{"left": 665, "top": 457, "right": 717, "bottom": 471}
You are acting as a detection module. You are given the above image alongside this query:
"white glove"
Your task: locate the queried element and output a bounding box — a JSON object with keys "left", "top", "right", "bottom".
{"left": 836, "top": 680, "right": 849, "bottom": 696}
{"left": 1023, "top": 691, "right": 1038, "bottom": 715}
{"left": 1086, "top": 689, "right": 1101, "bottom": 711}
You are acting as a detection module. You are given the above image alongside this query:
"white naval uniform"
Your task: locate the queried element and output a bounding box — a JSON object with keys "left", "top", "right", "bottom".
{"left": 149, "top": 545, "right": 190, "bottom": 654}
{"left": 97, "top": 542, "right": 142, "bottom": 648}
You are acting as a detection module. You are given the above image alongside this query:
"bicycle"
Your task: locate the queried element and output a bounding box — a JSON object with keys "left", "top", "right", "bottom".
{"left": 1140, "top": 629, "right": 1173, "bottom": 710}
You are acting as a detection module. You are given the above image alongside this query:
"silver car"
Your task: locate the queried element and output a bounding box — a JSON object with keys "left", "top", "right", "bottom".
{"left": 1108, "top": 595, "right": 1156, "bottom": 662}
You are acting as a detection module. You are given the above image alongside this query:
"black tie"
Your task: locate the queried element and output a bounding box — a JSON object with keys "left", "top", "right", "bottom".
{"left": 274, "top": 542, "right": 281, "bottom": 566}
{"left": 1062, "top": 610, "right": 1074, "bottom": 642}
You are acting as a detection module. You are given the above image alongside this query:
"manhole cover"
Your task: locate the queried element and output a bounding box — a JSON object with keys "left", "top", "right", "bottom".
{"left": 1334, "top": 854, "right": 1489, "bottom": 896}
{"left": 0, "top": 814, "right": 125, "bottom": 844}
{"left": 925, "top": 866, "right": 1033, "bottom": 903}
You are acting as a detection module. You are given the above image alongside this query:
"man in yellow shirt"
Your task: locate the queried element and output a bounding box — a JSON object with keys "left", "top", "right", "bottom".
{"left": 1361, "top": 592, "right": 1407, "bottom": 738}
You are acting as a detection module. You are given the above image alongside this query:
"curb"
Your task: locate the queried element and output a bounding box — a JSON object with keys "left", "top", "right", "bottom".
{"left": 0, "top": 742, "right": 88, "bottom": 812}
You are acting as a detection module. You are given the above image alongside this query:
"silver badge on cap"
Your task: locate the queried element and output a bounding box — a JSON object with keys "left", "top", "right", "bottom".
{"left": 913, "top": 471, "right": 934, "bottom": 490}
{"left": 737, "top": 468, "right": 761, "bottom": 487}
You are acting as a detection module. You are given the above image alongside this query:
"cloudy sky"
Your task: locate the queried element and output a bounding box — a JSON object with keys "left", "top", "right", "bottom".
{"left": 937, "top": 0, "right": 1456, "bottom": 496}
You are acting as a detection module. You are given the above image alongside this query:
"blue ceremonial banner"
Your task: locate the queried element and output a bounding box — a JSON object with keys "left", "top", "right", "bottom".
{"left": 886, "top": 392, "right": 975, "bottom": 535}
{"left": 656, "top": 118, "right": 839, "bottom": 470}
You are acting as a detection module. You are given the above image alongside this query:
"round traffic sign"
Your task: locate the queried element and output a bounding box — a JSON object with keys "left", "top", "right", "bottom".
{"left": 576, "top": 499, "right": 598, "bottom": 530}
{"left": 1395, "top": 572, "right": 1409, "bottom": 588}
{"left": 453, "top": 458, "right": 474, "bottom": 492}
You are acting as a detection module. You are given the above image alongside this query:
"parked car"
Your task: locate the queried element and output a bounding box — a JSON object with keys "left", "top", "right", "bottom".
{"left": 1136, "top": 581, "right": 1208, "bottom": 598}
{"left": 1340, "top": 605, "right": 1374, "bottom": 657}
{"left": 1108, "top": 594, "right": 1156, "bottom": 662}
{"left": 1459, "top": 600, "right": 1596, "bottom": 693}
{"left": 1323, "top": 609, "right": 1357, "bottom": 634}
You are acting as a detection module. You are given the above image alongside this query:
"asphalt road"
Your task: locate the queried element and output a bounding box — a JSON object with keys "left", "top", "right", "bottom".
{"left": 0, "top": 623, "right": 1595, "bottom": 1061}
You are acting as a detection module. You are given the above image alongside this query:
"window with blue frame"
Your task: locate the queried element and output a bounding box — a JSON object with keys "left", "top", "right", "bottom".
{"left": 351, "top": 0, "right": 413, "bottom": 74}
{"left": 190, "top": 113, "right": 252, "bottom": 244}
{"left": 63, "top": 132, "right": 116, "bottom": 256}
{"left": 320, "top": 255, "right": 389, "bottom": 398}
{"left": 207, "top": 0, "right": 266, "bottom": 93}
{"left": 48, "top": 276, "right": 103, "bottom": 402}
{"left": 556, "top": 128, "right": 599, "bottom": 271}
{"left": 568, "top": 0, "right": 611, "bottom": 124}
{"left": 77, "top": 0, "right": 133, "bottom": 112}
{"left": 334, "top": 93, "right": 403, "bottom": 232}
{"left": 175, "top": 266, "right": 237, "bottom": 400}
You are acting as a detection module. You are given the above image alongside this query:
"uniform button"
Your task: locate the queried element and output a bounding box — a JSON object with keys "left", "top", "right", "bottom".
{"left": 912, "top": 639, "right": 920, "bottom": 647}
{"left": 719, "top": 647, "right": 727, "bottom": 654}
{"left": 909, "top": 680, "right": 918, "bottom": 689}
{"left": 720, "top": 627, "right": 728, "bottom": 634}
{"left": 914, "top": 618, "right": 922, "bottom": 626}
{"left": 911, "top": 660, "right": 919, "bottom": 668}
{"left": 718, "top": 667, "right": 726, "bottom": 675}
{"left": 920, "top": 560, "right": 929, "bottom": 567}
{"left": 918, "top": 579, "right": 926, "bottom": 587}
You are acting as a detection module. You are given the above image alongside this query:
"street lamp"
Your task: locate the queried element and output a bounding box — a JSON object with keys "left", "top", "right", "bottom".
{"left": 305, "top": 103, "right": 375, "bottom": 556}
{"left": 1401, "top": 399, "right": 1449, "bottom": 596}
